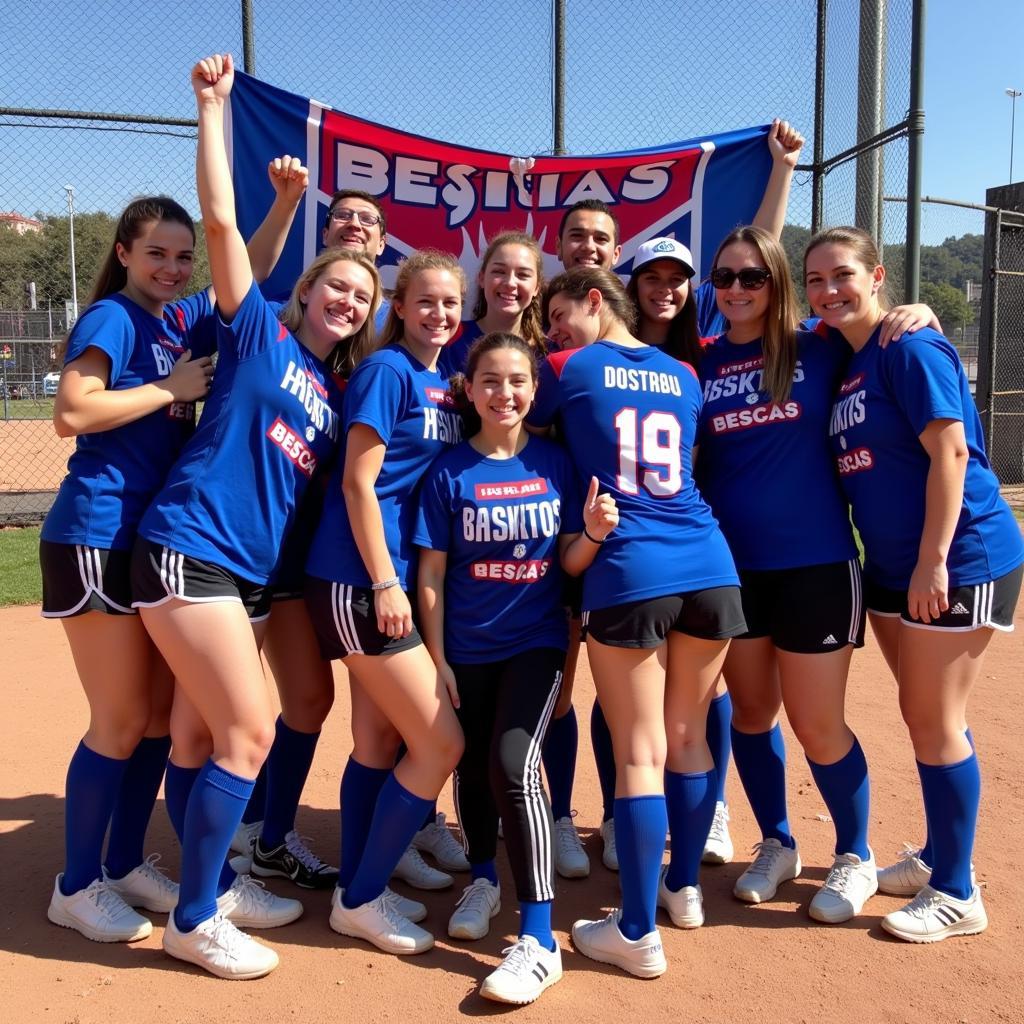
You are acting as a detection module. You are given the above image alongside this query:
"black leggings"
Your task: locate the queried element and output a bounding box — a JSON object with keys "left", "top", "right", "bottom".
{"left": 452, "top": 647, "right": 563, "bottom": 903}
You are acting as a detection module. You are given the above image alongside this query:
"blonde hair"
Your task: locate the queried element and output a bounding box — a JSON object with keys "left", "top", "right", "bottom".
{"left": 378, "top": 249, "right": 467, "bottom": 348}
{"left": 278, "top": 248, "right": 381, "bottom": 376}
{"left": 712, "top": 226, "right": 799, "bottom": 404}
{"left": 803, "top": 226, "right": 891, "bottom": 311}
{"left": 471, "top": 232, "right": 546, "bottom": 354}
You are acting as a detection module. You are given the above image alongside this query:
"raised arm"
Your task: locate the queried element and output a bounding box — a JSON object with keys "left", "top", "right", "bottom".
{"left": 751, "top": 119, "right": 805, "bottom": 241}
{"left": 246, "top": 155, "right": 309, "bottom": 282}
{"left": 192, "top": 53, "right": 252, "bottom": 318}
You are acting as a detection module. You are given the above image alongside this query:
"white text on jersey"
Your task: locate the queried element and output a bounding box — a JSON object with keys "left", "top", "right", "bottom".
{"left": 279, "top": 360, "right": 339, "bottom": 440}
{"left": 462, "top": 499, "right": 562, "bottom": 543}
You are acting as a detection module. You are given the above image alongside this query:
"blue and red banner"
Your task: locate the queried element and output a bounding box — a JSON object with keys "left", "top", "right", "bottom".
{"left": 228, "top": 71, "right": 773, "bottom": 300}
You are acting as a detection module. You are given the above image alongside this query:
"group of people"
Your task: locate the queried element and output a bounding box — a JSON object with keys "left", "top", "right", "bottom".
{"left": 38, "top": 52, "right": 1022, "bottom": 1005}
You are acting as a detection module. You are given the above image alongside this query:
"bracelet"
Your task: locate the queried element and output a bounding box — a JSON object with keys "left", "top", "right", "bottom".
{"left": 583, "top": 528, "right": 605, "bottom": 545}
{"left": 371, "top": 576, "right": 400, "bottom": 591}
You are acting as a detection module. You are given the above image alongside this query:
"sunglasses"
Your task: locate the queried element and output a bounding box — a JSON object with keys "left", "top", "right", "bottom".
{"left": 710, "top": 267, "right": 772, "bottom": 290}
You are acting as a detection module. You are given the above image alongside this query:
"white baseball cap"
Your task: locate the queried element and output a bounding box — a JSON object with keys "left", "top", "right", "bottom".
{"left": 631, "top": 237, "right": 696, "bottom": 278}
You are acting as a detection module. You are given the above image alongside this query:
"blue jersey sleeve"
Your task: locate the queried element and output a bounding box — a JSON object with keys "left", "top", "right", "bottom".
{"left": 174, "top": 291, "right": 217, "bottom": 358}
{"left": 64, "top": 300, "right": 134, "bottom": 383}
{"left": 216, "top": 282, "right": 287, "bottom": 361}
{"left": 529, "top": 357, "right": 562, "bottom": 429}
{"left": 881, "top": 332, "right": 964, "bottom": 436}
{"left": 344, "top": 360, "right": 406, "bottom": 445}
{"left": 414, "top": 465, "right": 454, "bottom": 552}
{"left": 694, "top": 280, "right": 725, "bottom": 337}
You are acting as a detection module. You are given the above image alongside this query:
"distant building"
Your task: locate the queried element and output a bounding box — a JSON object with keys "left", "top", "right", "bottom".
{"left": 0, "top": 212, "right": 43, "bottom": 235}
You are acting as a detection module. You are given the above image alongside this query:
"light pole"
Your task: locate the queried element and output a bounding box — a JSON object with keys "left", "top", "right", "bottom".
{"left": 63, "top": 184, "right": 78, "bottom": 323}
{"left": 1008, "top": 88, "right": 1022, "bottom": 184}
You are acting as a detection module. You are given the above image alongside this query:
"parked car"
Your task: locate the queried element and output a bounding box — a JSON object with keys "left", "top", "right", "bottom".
{"left": 43, "top": 372, "right": 60, "bottom": 396}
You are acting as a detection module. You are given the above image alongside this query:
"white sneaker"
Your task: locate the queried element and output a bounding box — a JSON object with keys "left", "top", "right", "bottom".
{"left": 230, "top": 819, "right": 262, "bottom": 856}
{"left": 808, "top": 851, "right": 878, "bottom": 923}
{"left": 657, "top": 867, "right": 704, "bottom": 929}
{"left": 480, "top": 936, "right": 563, "bottom": 1004}
{"left": 163, "top": 911, "right": 278, "bottom": 979}
{"left": 701, "top": 801, "right": 734, "bottom": 864}
{"left": 881, "top": 884, "right": 988, "bottom": 943}
{"left": 329, "top": 887, "right": 434, "bottom": 954}
{"left": 733, "top": 838, "right": 801, "bottom": 903}
{"left": 600, "top": 819, "right": 618, "bottom": 871}
{"left": 447, "top": 879, "right": 501, "bottom": 940}
{"left": 104, "top": 853, "right": 179, "bottom": 913}
{"left": 876, "top": 843, "right": 977, "bottom": 896}
{"left": 572, "top": 909, "right": 666, "bottom": 978}
{"left": 412, "top": 812, "right": 470, "bottom": 872}
{"left": 391, "top": 846, "right": 453, "bottom": 890}
{"left": 47, "top": 874, "right": 152, "bottom": 943}
{"left": 216, "top": 873, "right": 304, "bottom": 929}
{"left": 383, "top": 886, "right": 427, "bottom": 924}
{"left": 554, "top": 816, "right": 590, "bottom": 879}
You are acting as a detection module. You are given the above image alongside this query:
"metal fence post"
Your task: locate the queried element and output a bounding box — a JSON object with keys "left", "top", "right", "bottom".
{"left": 904, "top": 0, "right": 926, "bottom": 303}
{"left": 812, "top": 0, "right": 827, "bottom": 233}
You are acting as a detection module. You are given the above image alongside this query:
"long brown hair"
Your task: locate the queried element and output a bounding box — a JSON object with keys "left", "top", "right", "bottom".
{"left": 803, "top": 226, "right": 891, "bottom": 311}
{"left": 278, "top": 248, "right": 381, "bottom": 376}
{"left": 542, "top": 266, "right": 637, "bottom": 334}
{"left": 472, "top": 231, "right": 546, "bottom": 355}
{"left": 378, "top": 249, "right": 467, "bottom": 348}
{"left": 713, "top": 226, "right": 799, "bottom": 404}
{"left": 447, "top": 332, "right": 537, "bottom": 436}
{"left": 626, "top": 266, "right": 702, "bottom": 368}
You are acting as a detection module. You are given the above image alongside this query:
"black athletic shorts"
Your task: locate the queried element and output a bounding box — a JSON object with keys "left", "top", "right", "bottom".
{"left": 305, "top": 577, "right": 422, "bottom": 658}
{"left": 40, "top": 540, "right": 135, "bottom": 617}
{"left": 736, "top": 558, "right": 866, "bottom": 654}
{"left": 561, "top": 574, "right": 584, "bottom": 620}
{"left": 865, "top": 563, "right": 1022, "bottom": 632}
{"left": 582, "top": 586, "right": 747, "bottom": 649}
{"left": 130, "top": 539, "right": 272, "bottom": 621}
{"left": 270, "top": 484, "right": 325, "bottom": 602}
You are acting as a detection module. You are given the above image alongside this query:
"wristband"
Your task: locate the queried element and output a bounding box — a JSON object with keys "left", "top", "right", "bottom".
{"left": 371, "top": 576, "right": 400, "bottom": 591}
{"left": 583, "top": 528, "right": 605, "bottom": 545}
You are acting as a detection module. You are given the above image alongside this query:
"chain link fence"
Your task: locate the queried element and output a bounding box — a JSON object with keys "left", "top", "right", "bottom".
{"left": 1, "top": 1, "right": 927, "bottom": 522}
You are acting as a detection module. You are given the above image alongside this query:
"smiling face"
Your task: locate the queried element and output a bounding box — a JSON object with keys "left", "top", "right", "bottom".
{"left": 465, "top": 345, "right": 536, "bottom": 433}
{"left": 634, "top": 259, "right": 691, "bottom": 326}
{"left": 546, "top": 290, "right": 600, "bottom": 349}
{"left": 556, "top": 209, "right": 621, "bottom": 271}
{"left": 322, "top": 196, "right": 386, "bottom": 259}
{"left": 479, "top": 243, "right": 539, "bottom": 321}
{"left": 117, "top": 219, "right": 195, "bottom": 315}
{"left": 393, "top": 267, "right": 463, "bottom": 366}
{"left": 804, "top": 242, "right": 885, "bottom": 335}
{"left": 299, "top": 259, "right": 375, "bottom": 357}
{"left": 713, "top": 240, "right": 772, "bottom": 334}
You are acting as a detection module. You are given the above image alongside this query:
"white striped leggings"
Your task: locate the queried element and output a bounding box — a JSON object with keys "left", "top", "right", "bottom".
{"left": 451, "top": 647, "right": 563, "bottom": 903}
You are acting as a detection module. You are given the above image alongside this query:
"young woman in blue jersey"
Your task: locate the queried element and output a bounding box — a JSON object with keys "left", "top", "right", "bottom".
{"left": 39, "top": 195, "right": 216, "bottom": 947}
{"left": 694, "top": 226, "right": 883, "bottom": 924}
{"left": 805, "top": 226, "right": 1024, "bottom": 943}
{"left": 129, "top": 54, "right": 380, "bottom": 980}
{"left": 416, "top": 333, "right": 617, "bottom": 1004}
{"left": 436, "top": 231, "right": 545, "bottom": 380}
{"left": 532, "top": 267, "right": 745, "bottom": 979}
{"left": 304, "top": 248, "right": 467, "bottom": 957}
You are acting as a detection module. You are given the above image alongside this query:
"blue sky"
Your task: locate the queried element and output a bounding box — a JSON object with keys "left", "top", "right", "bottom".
{"left": 0, "top": 0, "right": 1020, "bottom": 244}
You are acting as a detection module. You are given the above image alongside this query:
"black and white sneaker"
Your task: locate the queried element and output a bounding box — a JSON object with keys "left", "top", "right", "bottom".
{"left": 251, "top": 830, "right": 339, "bottom": 890}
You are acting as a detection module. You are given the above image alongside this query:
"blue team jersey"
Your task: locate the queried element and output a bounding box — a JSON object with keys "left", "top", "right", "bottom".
{"left": 41, "top": 292, "right": 215, "bottom": 550}
{"left": 306, "top": 343, "right": 464, "bottom": 589}
{"left": 436, "top": 320, "right": 484, "bottom": 381}
{"left": 694, "top": 279, "right": 726, "bottom": 338}
{"left": 139, "top": 284, "right": 343, "bottom": 583}
{"left": 530, "top": 341, "right": 738, "bottom": 610}
{"left": 828, "top": 325, "right": 1023, "bottom": 589}
{"left": 697, "top": 329, "right": 857, "bottom": 570}
{"left": 414, "top": 436, "right": 583, "bottom": 663}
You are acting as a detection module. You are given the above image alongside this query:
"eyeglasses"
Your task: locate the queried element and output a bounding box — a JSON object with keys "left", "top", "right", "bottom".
{"left": 329, "top": 208, "right": 382, "bottom": 228}
{"left": 710, "top": 267, "right": 772, "bottom": 290}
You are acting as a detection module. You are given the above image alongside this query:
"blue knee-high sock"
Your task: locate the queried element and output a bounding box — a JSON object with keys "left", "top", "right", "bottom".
{"left": 262, "top": 717, "right": 320, "bottom": 848}
{"left": 104, "top": 735, "right": 172, "bottom": 880}
{"left": 471, "top": 859, "right": 499, "bottom": 886}
{"left": 520, "top": 899, "right": 555, "bottom": 951}
{"left": 342, "top": 774, "right": 433, "bottom": 909}
{"left": 730, "top": 725, "right": 795, "bottom": 848}
{"left": 339, "top": 758, "right": 391, "bottom": 891}
{"left": 60, "top": 741, "right": 130, "bottom": 895}
{"left": 807, "top": 738, "right": 870, "bottom": 860}
{"left": 240, "top": 762, "right": 267, "bottom": 826}
{"left": 165, "top": 762, "right": 234, "bottom": 896}
{"left": 664, "top": 769, "right": 717, "bottom": 890}
{"left": 590, "top": 701, "right": 616, "bottom": 823}
{"left": 918, "top": 753, "right": 979, "bottom": 900}
{"left": 174, "top": 761, "right": 255, "bottom": 932}
{"left": 919, "top": 728, "right": 974, "bottom": 866}
{"left": 615, "top": 795, "right": 668, "bottom": 940}
{"left": 542, "top": 706, "right": 578, "bottom": 820}
{"left": 707, "top": 693, "right": 733, "bottom": 803}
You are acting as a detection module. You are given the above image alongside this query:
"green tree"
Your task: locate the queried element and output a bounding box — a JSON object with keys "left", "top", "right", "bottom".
{"left": 919, "top": 280, "right": 974, "bottom": 330}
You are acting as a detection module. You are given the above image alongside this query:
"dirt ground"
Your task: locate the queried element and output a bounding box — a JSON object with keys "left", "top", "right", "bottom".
{"left": 2, "top": 602, "right": 1023, "bottom": 1024}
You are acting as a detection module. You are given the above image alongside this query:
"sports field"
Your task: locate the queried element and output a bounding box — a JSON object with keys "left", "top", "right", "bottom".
{"left": 2, "top": 602, "right": 1022, "bottom": 1024}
